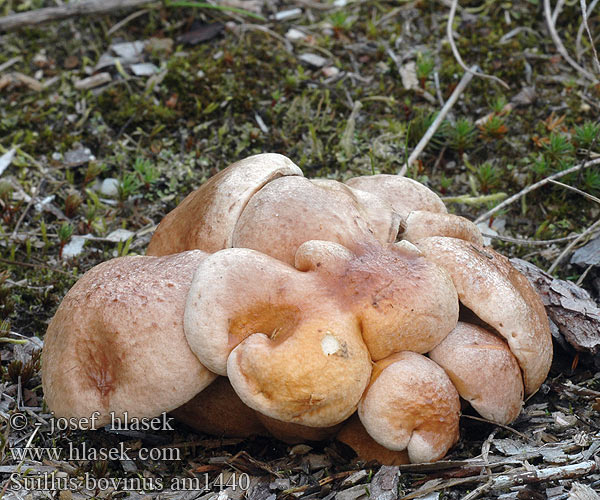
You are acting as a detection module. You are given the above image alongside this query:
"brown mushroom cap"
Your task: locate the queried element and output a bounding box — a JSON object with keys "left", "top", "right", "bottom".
{"left": 42, "top": 251, "right": 216, "bottom": 427}
{"left": 336, "top": 414, "right": 410, "bottom": 465}
{"left": 358, "top": 351, "right": 460, "bottom": 464}
{"left": 184, "top": 247, "right": 372, "bottom": 428}
{"left": 170, "top": 377, "right": 266, "bottom": 438}
{"left": 147, "top": 153, "right": 302, "bottom": 256}
{"left": 402, "top": 211, "right": 484, "bottom": 246}
{"left": 416, "top": 237, "right": 552, "bottom": 395}
{"left": 345, "top": 175, "right": 447, "bottom": 219}
{"left": 295, "top": 239, "right": 459, "bottom": 360}
{"left": 232, "top": 176, "right": 399, "bottom": 265}
{"left": 429, "top": 322, "right": 524, "bottom": 424}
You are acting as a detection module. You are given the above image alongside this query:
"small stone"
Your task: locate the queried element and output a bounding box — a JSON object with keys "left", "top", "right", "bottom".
{"left": 299, "top": 53, "right": 328, "bottom": 68}
{"left": 273, "top": 8, "right": 302, "bottom": 21}
{"left": 130, "top": 63, "right": 159, "bottom": 76}
{"left": 111, "top": 41, "right": 145, "bottom": 59}
{"left": 322, "top": 66, "right": 340, "bottom": 78}
{"left": 106, "top": 229, "right": 135, "bottom": 242}
{"left": 100, "top": 178, "right": 120, "bottom": 198}
{"left": 62, "top": 236, "right": 87, "bottom": 259}
{"left": 285, "top": 28, "right": 307, "bottom": 42}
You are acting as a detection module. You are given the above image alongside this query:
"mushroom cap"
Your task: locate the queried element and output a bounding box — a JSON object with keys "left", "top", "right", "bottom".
{"left": 256, "top": 413, "right": 342, "bottom": 444}
{"left": 345, "top": 175, "right": 447, "bottom": 219}
{"left": 184, "top": 246, "right": 372, "bottom": 428}
{"left": 335, "top": 241, "right": 459, "bottom": 360}
{"left": 232, "top": 176, "right": 399, "bottom": 265}
{"left": 358, "top": 351, "right": 460, "bottom": 464}
{"left": 416, "top": 237, "right": 552, "bottom": 395}
{"left": 170, "top": 377, "right": 266, "bottom": 438}
{"left": 429, "top": 322, "right": 524, "bottom": 424}
{"left": 147, "top": 153, "right": 302, "bottom": 256}
{"left": 336, "top": 414, "right": 410, "bottom": 465}
{"left": 42, "top": 251, "right": 216, "bottom": 427}
{"left": 402, "top": 211, "right": 484, "bottom": 246}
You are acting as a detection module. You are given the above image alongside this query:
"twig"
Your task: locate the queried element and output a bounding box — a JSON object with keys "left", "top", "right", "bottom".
{"left": 0, "top": 257, "right": 74, "bottom": 277}
{"left": 576, "top": 0, "right": 600, "bottom": 61}
{"left": 446, "top": 0, "right": 509, "bottom": 89}
{"left": 547, "top": 218, "right": 600, "bottom": 274}
{"left": 543, "top": 0, "right": 598, "bottom": 83}
{"left": 107, "top": 8, "right": 150, "bottom": 35}
{"left": 579, "top": 0, "right": 600, "bottom": 72}
{"left": 398, "top": 66, "right": 477, "bottom": 175}
{"left": 11, "top": 180, "right": 43, "bottom": 239}
{"left": 474, "top": 157, "right": 600, "bottom": 224}
{"left": 0, "top": 0, "right": 153, "bottom": 31}
{"left": 548, "top": 178, "right": 600, "bottom": 204}
{"left": 400, "top": 461, "right": 597, "bottom": 500}
{"left": 0, "top": 56, "right": 22, "bottom": 73}
{"left": 461, "top": 414, "right": 533, "bottom": 443}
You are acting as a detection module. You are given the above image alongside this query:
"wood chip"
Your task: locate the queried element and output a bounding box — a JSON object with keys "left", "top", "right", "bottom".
{"left": 74, "top": 72, "right": 111, "bottom": 90}
{"left": 369, "top": 466, "right": 399, "bottom": 500}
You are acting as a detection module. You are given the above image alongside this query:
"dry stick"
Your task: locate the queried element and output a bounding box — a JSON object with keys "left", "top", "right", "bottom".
{"left": 579, "top": 0, "right": 600, "bottom": 72}
{"left": 401, "top": 461, "right": 597, "bottom": 500}
{"left": 543, "top": 0, "right": 598, "bottom": 83}
{"left": 576, "top": 0, "right": 600, "bottom": 61}
{"left": 474, "top": 157, "right": 600, "bottom": 224}
{"left": 446, "top": 0, "right": 509, "bottom": 89}
{"left": 0, "top": 0, "right": 152, "bottom": 31}
{"left": 398, "top": 66, "right": 477, "bottom": 176}
{"left": 547, "top": 217, "right": 600, "bottom": 274}
{"left": 548, "top": 178, "right": 600, "bottom": 204}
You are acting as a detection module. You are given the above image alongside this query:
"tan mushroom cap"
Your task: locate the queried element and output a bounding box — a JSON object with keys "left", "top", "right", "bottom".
{"left": 345, "top": 175, "right": 447, "bottom": 219}
{"left": 429, "top": 322, "right": 524, "bottom": 424}
{"left": 42, "top": 251, "right": 216, "bottom": 427}
{"left": 256, "top": 413, "right": 342, "bottom": 444}
{"left": 184, "top": 247, "right": 372, "bottom": 428}
{"left": 358, "top": 352, "right": 460, "bottom": 464}
{"left": 402, "top": 211, "right": 484, "bottom": 246}
{"left": 147, "top": 153, "right": 302, "bottom": 256}
{"left": 170, "top": 377, "right": 266, "bottom": 438}
{"left": 232, "top": 176, "right": 399, "bottom": 266}
{"left": 336, "top": 414, "right": 410, "bottom": 465}
{"left": 416, "top": 237, "right": 552, "bottom": 395}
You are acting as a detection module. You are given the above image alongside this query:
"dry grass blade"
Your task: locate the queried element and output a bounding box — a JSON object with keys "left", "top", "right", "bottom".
{"left": 446, "top": 0, "right": 509, "bottom": 89}
{"left": 579, "top": 0, "right": 600, "bottom": 72}
{"left": 543, "top": 0, "right": 598, "bottom": 83}
{"left": 547, "top": 178, "right": 600, "bottom": 204}
{"left": 547, "top": 218, "right": 600, "bottom": 273}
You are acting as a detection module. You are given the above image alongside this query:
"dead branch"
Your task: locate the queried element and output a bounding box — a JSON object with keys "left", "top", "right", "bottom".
{"left": 398, "top": 66, "right": 476, "bottom": 176}
{"left": 474, "top": 157, "right": 600, "bottom": 224}
{"left": 543, "top": 0, "right": 598, "bottom": 83}
{"left": 0, "top": 0, "right": 153, "bottom": 32}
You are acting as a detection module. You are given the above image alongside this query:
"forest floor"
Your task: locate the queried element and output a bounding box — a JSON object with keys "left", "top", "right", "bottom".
{"left": 0, "top": 0, "right": 599, "bottom": 498}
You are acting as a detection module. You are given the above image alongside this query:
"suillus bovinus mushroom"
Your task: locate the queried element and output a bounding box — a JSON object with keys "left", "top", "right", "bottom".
{"left": 42, "top": 153, "right": 552, "bottom": 464}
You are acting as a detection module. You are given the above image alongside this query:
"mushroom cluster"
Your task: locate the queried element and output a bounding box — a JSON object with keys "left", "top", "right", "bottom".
{"left": 42, "top": 153, "right": 552, "bottom": 464}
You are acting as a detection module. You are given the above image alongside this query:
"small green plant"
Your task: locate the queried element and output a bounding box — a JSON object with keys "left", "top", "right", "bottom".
{"left": 531, "top": 155, "right": 550, "bottom": 178}
{"left": 479, "top": 115, "right": 507, "bottom": 140}
{"left": 133, "top": 157, "right": 160, "bottom": 190}
{"left": 83, "top": 162, "right": 105, "bottom": 186}
{"left": 439, "top": 175, "right": 453, "bottom": 194}
{"left": 447, "top": 118, "right": 476, "bottom": 155}
{"left": 475, "top": 162, "right": 502, "bottom": 194}
{"left": 7, "top": 350, "right": 41, "bottom": 386}
{"left": 118, "top": 172, "right": 143, "bottom": 202}
{"left": 542, "top": 132, "right": 575, "bottom": 166}
{"left": 329, "top": 11, "right": 355, "bottom": 31}
{"left": 490, "top": 95, "right": 508, "bottom": 114}
{"left": 416, "top": 52, "right": 435, "bottom": 88}
{"left": 58, "top": 222, "right": 74, "bottom": 259}
{"left": 64, "top": 193, "right": 82, "bottom": 219}
{"left": 583, "top": 168, "right": 600, "bottom": 194}
{"left": 574, "top": 121, "right": 600, "bottom": 150}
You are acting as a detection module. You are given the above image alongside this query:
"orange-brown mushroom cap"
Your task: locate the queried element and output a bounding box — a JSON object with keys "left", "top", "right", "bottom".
{"left": 345, "top": 175, "right": 447, "bottom": 219}
{"left": 358, "top": 352, "right": 460, "bottom": 464}
{"left": 417, "top": 237, "right": 552, "bottom": 395}
{"left": 42, "top": 251, "right": 216, "bottom": 427}
{"left": 147, "top": 153, "right": 302, "bottom": 256}
{"left": 402, "top": 211, "right": 484, "bottom": 246}
{"left": 184, "top": 247, "right": 372, "bottom": 428}
{"left": 429, "top": 322, "right": 524, "bottom": 424}
{"left": 170, "top": 377, "right": 266, "bottom": 438}
{"left": 232, "top": 176, "right": 400, "bottom": 265}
